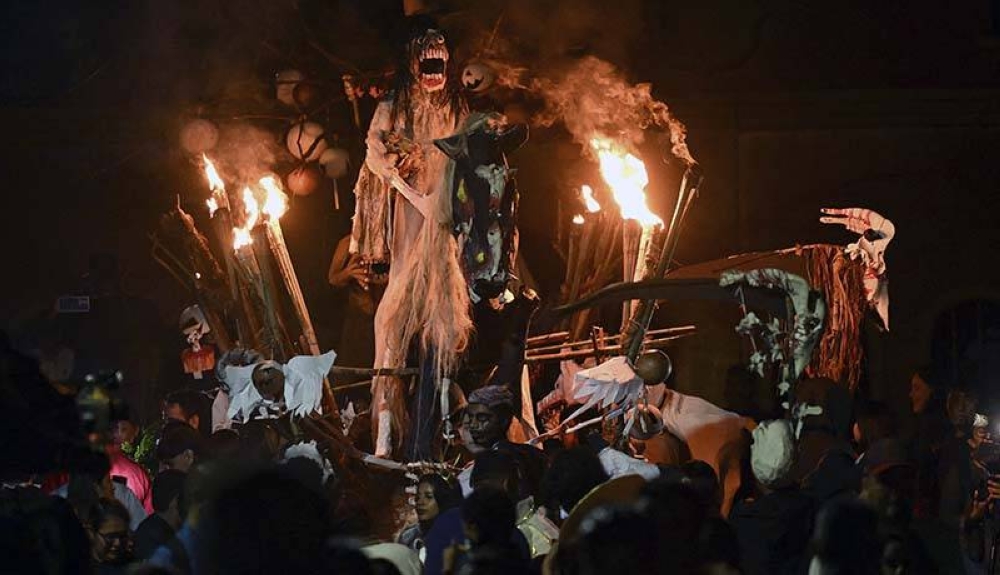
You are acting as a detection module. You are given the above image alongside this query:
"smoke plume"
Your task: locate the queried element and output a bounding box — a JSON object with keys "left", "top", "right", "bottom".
{"left": 530, "top": 56, "right": 695, "bottom": 166}
{"left": 213, "top": 123, "right": 281, "bottom": 184}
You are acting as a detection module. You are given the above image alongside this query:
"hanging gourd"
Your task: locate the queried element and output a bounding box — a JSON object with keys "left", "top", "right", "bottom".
{"left": 286, "top": 163, "right": 324, "bottom": 197}
{"left": 286, "top": 121, "right": 328, "bottom": 162}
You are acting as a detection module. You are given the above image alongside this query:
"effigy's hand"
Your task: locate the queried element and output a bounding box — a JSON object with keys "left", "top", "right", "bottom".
{"left": 388, "top": 170, "right": 435, "bottom": 219}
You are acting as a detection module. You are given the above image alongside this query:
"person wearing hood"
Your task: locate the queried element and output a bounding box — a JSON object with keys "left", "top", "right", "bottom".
{"left": 855, "top": 400, "right": 909, "bottom": 475}
{"left": 729, "top": 419, "right": 815, "bottom": 575}
{"left": 788, "top": 377, "right": 861, "bottom": 506}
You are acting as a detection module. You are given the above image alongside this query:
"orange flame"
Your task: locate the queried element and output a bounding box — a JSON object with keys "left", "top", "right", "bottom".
{"left": 581, "top": 185, "right": 601, "bottom": 213}
{"left": 590, "top": 138, "right": 661, "bottom": 227}
{"left": 258, "top": 175, "right": 288, "bottom": 220}
{"left": 232, "top": 187, "right": 259, "bottom": 250}
{"left": 202, "top": 154, "right": 225, "bottom": 192}
{"left": 206, "top": 197, "right": 219, "bottom": 217}
{"left": 572, "top": 214, "right": 585, "bottom": 225}
{"left": 233, "top": 227, "right": 252, "bottom": 250}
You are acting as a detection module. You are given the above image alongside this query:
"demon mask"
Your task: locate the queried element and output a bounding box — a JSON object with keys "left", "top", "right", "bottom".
{"left": 407, "top": 28, "right": 449, "bottom": 92}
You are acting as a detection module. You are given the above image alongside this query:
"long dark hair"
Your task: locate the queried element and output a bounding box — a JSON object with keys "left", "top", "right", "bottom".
{"left": 419, "top": 473, "right": 463, "bottom": 514}
{"left": 388, "top": 15, "right": 464, "bottom": 130}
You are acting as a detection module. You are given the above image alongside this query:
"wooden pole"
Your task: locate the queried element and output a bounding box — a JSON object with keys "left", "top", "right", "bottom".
{"left": 265, "top": 219, "right": 338, "bottom": 415}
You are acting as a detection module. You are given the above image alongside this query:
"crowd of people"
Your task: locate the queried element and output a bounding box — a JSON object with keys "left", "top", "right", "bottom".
{"left": 3, "top": 339, "right": 1000, "bottom": 575}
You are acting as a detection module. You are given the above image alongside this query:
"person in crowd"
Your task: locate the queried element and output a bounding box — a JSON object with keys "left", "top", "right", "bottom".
{"left": 566, "top": 407, "right": 661, "bottom": 480}
{"left": 855, "top": 400, "right": 908, "bottom": 474}
{"left": 0, "top": 485, "right": 92, "bottom": 574}
{"left": 363, "top": 542, "right": 422, "bottom": 575}
{"left": 680, "top": 459, "right": 724, "bottom": 515}
{"left": 860, "top": 466, "right": 935, "bottom": 575}
{"left": 909, "top": 368, "right": 952, "bottom": 485}
{"left": 397, "top": 473, "right": 463, "bottom": 559}
{"left": 457, "top": 385, "right": 545, "bottom": 498}
{"left": 328, "top": 234, "right": 388, "bottom": 382}
{"left": 156, "top": 419, "right": 204, "bottom": 473}
{"left": 134, "top": 469, "right": 186, "bottom": 560}
{"left": 111, "top": 417, "right": 140, "bottom": 449}
{"left": 808, "top": 497, "right": 883, "bottom": 575}
{"left": 58, "top": 466, "right": 148, "bottom": 531}
{"left": 641, "top": 479, "right": 713, "bottom": 573}
{"left": 471, "top": 449, "right": 559, "bottom": 557}
{"left": 729, "top": 419, "right": 814, "bottom": 575}
{"left": 446, "top": 487, "right": 531, "bottom": 575}
{"left": 83, "top": 497, "right": 134, "bottom": 573}
{"left": 206, "top": 467, "right": 333, "bottom": 574}
{"left": 540, "top": 446, "right": 609, "bottom": 522}
{"left": 907, "top": 384, "right": 978, "bottom": 573}
{"left": 571, "top": 504, "right": 661, "bottom": 575}
{"left": 666, "top": 460, "right": 741, "bottom": 571}
{"left": 789, "top": 377, "right": 861, "bottom": 506}
{"left": 163, "top": 389, "right": 210, "bottom": 436}
{"left": 203, "top": 428, "right": 243, "bottom": 463}
{"left": 106, "top": 439, "right": 152, "bottom": 513}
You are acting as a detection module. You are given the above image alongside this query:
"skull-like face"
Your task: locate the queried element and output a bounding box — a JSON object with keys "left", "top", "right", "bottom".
{"left": 410, "top": 29, "right": 449, "bottom": 92}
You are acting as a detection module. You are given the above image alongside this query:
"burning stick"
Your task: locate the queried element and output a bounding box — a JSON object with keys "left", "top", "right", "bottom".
{"left": 202, "top": 156, "right": 249, "bottom": 344}
{"left": 563, "top": 186, "right": 605, "bottom": 336}
{"left": 231, "top": 188, "right": 282, "bottom": 352}
{"left": 621, "top": 166, "right": 704, "bottom": 362}
{"left": 259, "top": 176, "right": 338, "bottom": 414}
{"left": 566, "top": 214, "right": 583, "bottom": 298}
{"left": 590, "top": 138, "right": 663, "bottom": 332}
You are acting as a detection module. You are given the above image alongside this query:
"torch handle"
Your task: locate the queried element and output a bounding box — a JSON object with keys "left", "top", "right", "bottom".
{"left": 623, "top": 167, "right": 703, "bottom": 363}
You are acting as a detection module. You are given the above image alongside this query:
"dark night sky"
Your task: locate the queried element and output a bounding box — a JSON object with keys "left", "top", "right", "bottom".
{"left": 3, "top": 0, "right": 1000, "bottom": 411}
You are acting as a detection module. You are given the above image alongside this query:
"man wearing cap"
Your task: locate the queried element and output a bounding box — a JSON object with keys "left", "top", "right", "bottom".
{"left": 457, "top": 385, "right": 545, "bottom": 498}
{"left": 156, "top": 420, "right": 204, "bottom": 473}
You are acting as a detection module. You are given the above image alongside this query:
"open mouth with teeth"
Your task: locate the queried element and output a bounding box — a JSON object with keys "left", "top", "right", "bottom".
{"left": 416, "top": 40, "right": 448, "bottom": 91}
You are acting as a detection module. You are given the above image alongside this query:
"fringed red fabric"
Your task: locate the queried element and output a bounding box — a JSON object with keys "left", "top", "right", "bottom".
{"left": 802, "top": 245, "right": 867, "bottom": 391}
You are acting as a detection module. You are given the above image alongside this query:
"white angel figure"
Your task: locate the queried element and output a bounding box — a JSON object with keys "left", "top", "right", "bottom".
{"left": 225, "top": 351, "right": 336, "bottom": 423}
{"left": 820, "top": 207, "right": 895, "bottom": 329}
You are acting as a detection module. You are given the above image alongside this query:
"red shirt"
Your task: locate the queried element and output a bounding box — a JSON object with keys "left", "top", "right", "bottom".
{"left": 107, "top": 445, "right": 153, "bottom": 513}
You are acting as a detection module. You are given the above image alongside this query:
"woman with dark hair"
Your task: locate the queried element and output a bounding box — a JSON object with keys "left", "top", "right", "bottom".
{"left": 398, "top": 474, "right": 463, "bottom": 559}
{"left": 84, "top": 497, "right": 134, "bottom": 572}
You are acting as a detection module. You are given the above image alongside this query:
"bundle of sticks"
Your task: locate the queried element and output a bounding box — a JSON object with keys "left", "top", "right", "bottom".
{"left": 523, "top": 325, "right": 695, "bottom": 363}
{"left": 559, "top": 189, "right": 624, "bottom": 340}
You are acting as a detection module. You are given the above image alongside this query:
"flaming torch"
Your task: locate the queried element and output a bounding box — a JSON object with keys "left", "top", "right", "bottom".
{"left": 259, "top": 176, "right": 337, "bottom": 413}
{"left": 203, "top": 154, "right": 228, "bottom": 214}
{"left": 258, "top": 176, "right": 322, "bottom": 357}
{"left": 202, "top": 155, "right": 252, "bottom": 344}
{"left": 590, "top": 138, "right": 663, "bottom": 329}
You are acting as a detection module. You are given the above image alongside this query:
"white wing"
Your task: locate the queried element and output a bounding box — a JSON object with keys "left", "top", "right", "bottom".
{"left": 565, "top": 356, "right": 643, "bottom": 423}
{"left": 284, "top": 351, "right": 337, "bottom": 418}
{"left": 225, "top": 365, "right": 259, "bottom": 422}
